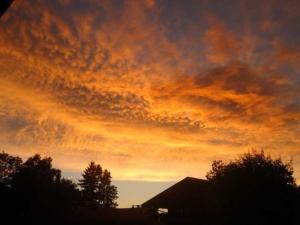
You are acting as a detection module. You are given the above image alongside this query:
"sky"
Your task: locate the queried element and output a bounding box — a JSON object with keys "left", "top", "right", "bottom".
{"left": 0, "top": 0, "right": 300, "bottom": 207}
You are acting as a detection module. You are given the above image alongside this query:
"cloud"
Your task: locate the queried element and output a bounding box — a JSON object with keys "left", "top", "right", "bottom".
{"left": 197, "top": 62, "right": 276, "bottom": 95}
{"left": 273, "top": 40, "right": 300, "bottom": 67}
{"left": 0, "top": 0, "right": 299, "bottom": 182}
{"left": 203, "top": 22, "right": 241, "bottom": 64}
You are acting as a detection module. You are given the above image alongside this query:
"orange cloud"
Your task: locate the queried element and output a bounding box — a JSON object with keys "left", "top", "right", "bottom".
{"left": 0, "top": 0, "right": 300, "bottom": 183}
{"left": 203, "top": 23, "right": 241, "bottom": 64}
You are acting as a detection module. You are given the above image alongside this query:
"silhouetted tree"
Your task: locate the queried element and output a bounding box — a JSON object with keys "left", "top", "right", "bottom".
{"left": 0, "top": 151, "right": 22, "bottom": 187}
{"left": 100, "top": 169, "right": 118, "bottom": 208}
{"left": 79, "top": 162, "right": 118, "bottom": 208}
{"left": 0, "top": 152, "right": 124, "bottom": 224}
{"left": 0, "top": 152, "right": 23, "bottom": 222}
{"left": 79, "top": 162, "right": 102, "bottom": 207}
{"left": 206, "top": 151, "right": 298, "bottom": 225}
{"left": 10, "top": 154, "right": 80, "bottom": 224}
{"left": 12, "top": 154, "right": 61, "bottom": 186}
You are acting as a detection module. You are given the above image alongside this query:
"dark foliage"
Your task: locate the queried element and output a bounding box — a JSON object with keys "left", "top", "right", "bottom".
{"left": 206, "top": 151, "right": 299, "bottom": 225}
{"left": 100, "top": 169, "right": 118, "bottom": 208}
{"left": 79, "top": 162, "right": 118, "bottom": 208}
{"left": 1, "top": 150, "right": 299, "bottom": 225}
{"left": 0, "top": 151, "right": 22, "bottom": 187}
{"left": 1, "top": 153, "right": 81, "bottom": 224}
{"left": 0, "top": 151, "right": 119, "bottom": 225}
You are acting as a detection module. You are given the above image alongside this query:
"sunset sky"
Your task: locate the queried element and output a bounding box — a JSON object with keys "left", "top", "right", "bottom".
{"left": 0, "top": 0, "right": 300, "bottom": 207}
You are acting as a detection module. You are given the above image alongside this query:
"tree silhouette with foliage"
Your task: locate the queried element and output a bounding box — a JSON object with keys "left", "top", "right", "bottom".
{"left": 0, "top": 153, "right": 81, "bottom": 224}
{"left": 206, "top": 151, "right": 298, "bottom": 225}
{"left": 79, "top": 162, "right": 118, "bottom": 208}
{"left": 0, "top": 152, "right": 23, "bottom": 223}
{"left": 0, "top": 151, "right": 22, "bottom": 187}
{"left": 0, "top": 152, "right": 122, "bottom": 224}
{"left": 12, "top": 154, "right": 62, "bottom": 187}
{"left": 100, "top": 169, "right": 118, "bottom": 208}
{"left": 79, "top": 162, "right": 102, "bottom": 207}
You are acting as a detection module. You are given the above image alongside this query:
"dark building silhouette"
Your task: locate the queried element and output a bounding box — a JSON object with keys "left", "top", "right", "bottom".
{"left": 142, "top": 177, "right": 213, "bottom": 224}
{"left": 0, "top": 0, "right": 14, "bottom": 18}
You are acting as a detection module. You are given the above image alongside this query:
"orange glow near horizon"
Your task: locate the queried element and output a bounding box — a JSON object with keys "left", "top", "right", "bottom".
{"left": 0, "top": 0, "right": 300, "bottom": 185}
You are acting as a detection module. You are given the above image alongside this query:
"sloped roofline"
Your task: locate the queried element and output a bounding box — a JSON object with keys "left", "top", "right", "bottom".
{"left": 141, "top": 177, "right": 208, "bottom": 208}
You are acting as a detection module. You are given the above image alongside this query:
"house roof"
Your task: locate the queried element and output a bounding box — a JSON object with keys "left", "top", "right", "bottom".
{"left": 142, "top": 177, "right": 211, "bottom": 209}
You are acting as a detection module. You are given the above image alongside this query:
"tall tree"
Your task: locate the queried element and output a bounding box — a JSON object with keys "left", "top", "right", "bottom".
{"left": 100, "top": 169, "right": 118, "bottom": 208}
{"left": 79, "top": 162, "right": 102, "bottom": 207}
{"left": 79, "top": 162, "right": 118, "bottom": 208}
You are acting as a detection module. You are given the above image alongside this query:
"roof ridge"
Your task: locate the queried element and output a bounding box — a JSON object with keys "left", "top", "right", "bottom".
{"left": 142, "top": 177, "right": 208, "bottom": 207}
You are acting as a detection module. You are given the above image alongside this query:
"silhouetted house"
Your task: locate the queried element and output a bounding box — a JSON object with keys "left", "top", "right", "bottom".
{"left": 142, "top": 177, "right": 214, "bottom": 224}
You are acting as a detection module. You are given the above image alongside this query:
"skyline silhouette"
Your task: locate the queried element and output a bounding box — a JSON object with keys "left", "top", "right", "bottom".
{"left": 1, "top": 151, "right": 299, "bottom": 225}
